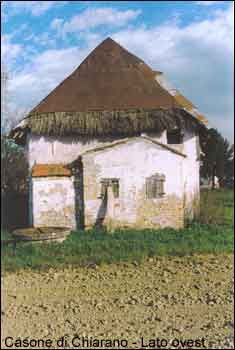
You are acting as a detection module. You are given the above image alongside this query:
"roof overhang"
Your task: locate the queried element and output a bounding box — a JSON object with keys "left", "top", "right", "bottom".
{"left": 8, "top": 107, "right": 208, "bottom": 146}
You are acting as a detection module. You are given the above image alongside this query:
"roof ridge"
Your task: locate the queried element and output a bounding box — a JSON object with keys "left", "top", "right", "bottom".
{"left": 77, "top": 135, "right": 186, "bottom": 158}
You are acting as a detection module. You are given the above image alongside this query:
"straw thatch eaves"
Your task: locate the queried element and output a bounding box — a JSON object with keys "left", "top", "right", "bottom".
{"left": 10, "top": 38, "right": 207, "bottom": 145}
{"left": 26, "top": 107, "right": 201, "bottom": 136}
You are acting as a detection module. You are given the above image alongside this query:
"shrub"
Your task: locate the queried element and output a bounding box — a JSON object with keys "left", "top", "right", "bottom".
{"left": 199, "top": 189, "right": 234, "bottom": 226}
{"left": 199, "top": 190, "right": 225, "bottom": 225}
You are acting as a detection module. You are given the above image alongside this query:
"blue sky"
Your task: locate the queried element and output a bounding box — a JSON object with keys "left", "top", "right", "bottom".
{"left": 1, "top": 1, "right": 234, "bottom": 141}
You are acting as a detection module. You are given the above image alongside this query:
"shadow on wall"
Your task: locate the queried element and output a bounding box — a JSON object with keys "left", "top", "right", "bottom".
{"left": 73, "top": 157, "right": 85, "bottom": 229}
{"left": 73, "top": 158, "right": 109, "bottom": 230}
{"left": 94, "top": 190, "right": 108, "bottom": 228}
{"left": 42, "top": 134, "right": 130, "bottom": 148}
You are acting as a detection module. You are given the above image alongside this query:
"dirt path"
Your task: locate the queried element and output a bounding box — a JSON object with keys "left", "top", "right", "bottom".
{"left": 1, "top": 254, "right": 234, "bottom": 349}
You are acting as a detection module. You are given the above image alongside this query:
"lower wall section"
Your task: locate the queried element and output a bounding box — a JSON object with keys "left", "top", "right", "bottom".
{"left": 32, "top": 176, "right": 76, "bottom": 228}
{"left": 31, "top": 177, "right": 185, "bottom": 230}
{"left": 84, "top": 195, "right": 184, "bottom": 230}
{"left": 31, "top": 175, "right": 184, "bottom": 230}
{"left": 136, "top": 194, "right": 184, "bottom": 229}
{"left": 82, "top": 168, "right": 184, "bottom": 230}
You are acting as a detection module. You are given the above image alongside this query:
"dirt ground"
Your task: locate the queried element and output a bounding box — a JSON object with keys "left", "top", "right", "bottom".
{"left": 1, "top": 254, "right": 234, "bottom": 349}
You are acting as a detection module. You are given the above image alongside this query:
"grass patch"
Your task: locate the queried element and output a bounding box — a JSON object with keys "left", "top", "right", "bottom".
{"left": 1, "top": 230, "right": 13, "bottom": 240}
{"left": 200, "top": 189, "right": 234, "bottom": 226}
{"left": 1, "top": 189, "right": 234, "bottom": 273}
{"left": 2, "top": 223, "right": 233, "bottom": 273}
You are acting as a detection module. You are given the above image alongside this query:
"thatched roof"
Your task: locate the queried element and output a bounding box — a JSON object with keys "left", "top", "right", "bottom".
{"left": 10, "top": 37, "right": 207, "bottom": 144}
{"left": 155, "top": 72, "right": 208, "bottom": 125}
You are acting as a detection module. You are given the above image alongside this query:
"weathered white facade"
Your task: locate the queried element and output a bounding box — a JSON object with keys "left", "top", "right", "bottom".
{"left": 182, "top": 127, "right": 201, "bottom": 218}
{"left": 27, "top": 131, "right": 167, "bottom": 167}
{"left": 29, "top": 176, "right": 76, "bottom": 228}
{"left": 29, "top": 129, "right": 201, "bottom": 230}
{"left": 81, "top": 137, "right": 185, "bottom": 229}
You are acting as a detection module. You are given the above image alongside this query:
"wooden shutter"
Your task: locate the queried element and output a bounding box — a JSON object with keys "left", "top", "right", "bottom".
{"left": 146, "top": 174, "right": 165, "bottom": 198}
{"left": 157, "top": 174, "right": 165, "bottom": 196}
{"left": 146, "top": 177, "right": 154, "bottom": 198}
{"left": 99, "top": 178, "right": 119, "bottom": 198}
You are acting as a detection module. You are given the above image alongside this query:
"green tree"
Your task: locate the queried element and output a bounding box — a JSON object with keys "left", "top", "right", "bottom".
{"left": 200, "top": 128, "right": 234, "bottom": 188}
{"left": 1, "top": 63, "right": 29, "bottom": 229}
{"left": 1, "top": 136, "right": 28, "bottom": 194}
{"left": 1, "top": 63, "right": 29, "bottom": 193}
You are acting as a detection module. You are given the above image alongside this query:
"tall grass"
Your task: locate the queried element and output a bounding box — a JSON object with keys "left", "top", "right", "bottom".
{"left": 2, "top": 223, "right": 233, "bottom": 273}
{"left": 1, "top": 189, "right": 234, "bottom": 273}
{"left": 199, "top": 189, "right": 234, "bottom": 226}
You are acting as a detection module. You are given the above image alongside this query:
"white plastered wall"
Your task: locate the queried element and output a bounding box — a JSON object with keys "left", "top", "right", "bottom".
{"left": 31, "top": 176, "right": 76, "bottom": 228}
{"left": 82, "top": 137, "right": 185, "bottom": 228}
{"left": 27, "top": 132, "right": 167, "bottom": 168}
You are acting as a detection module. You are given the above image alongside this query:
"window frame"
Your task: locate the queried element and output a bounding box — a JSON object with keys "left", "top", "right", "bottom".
{"left": 146, "top": 173, "right": 166, "bottom": 199}
{"left": 99, "top": 178, "right": 120, "bottom": 199}
{"left": 167, "top": 129, "right": 183, "bottom": 145}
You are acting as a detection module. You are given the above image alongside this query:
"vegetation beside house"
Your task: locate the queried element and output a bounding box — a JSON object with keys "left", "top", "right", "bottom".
{"left": 200, "top": 128, "right": 234, "bottom": 189}
{"left": 1, "top": 189, "right": 233, "bottom": 273}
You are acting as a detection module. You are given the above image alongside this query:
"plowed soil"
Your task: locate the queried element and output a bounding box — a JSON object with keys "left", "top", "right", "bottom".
{"left": 1, "top": 254, "right": 234, "bottom": 349}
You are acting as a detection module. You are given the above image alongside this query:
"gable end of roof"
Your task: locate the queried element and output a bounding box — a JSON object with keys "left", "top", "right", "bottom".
{"left": 78, "top": 136, "right": 187, "bottom": 159}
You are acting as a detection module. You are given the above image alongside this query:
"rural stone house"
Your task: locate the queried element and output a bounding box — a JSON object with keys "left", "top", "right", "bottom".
{"left": 10, "top": 37, "right": 208, "bottom": 230}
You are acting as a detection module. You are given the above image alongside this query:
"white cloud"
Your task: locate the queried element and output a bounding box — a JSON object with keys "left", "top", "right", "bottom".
{"left": 112, "top": 4, "right": 234, "bottom": 141}
{"left": 1, "top": 31, "right": 39, "bottom": 71}
{"left": 51, "top": 7, "right": 141, "bottom": 36}
{"left": 196, "top": 1, "right": 224, "bottom": 5}
{"left": 1, "top": 1, "right": 8, "bottom": 22}
{"left": 6, "top": 23, "right": 29, "bottom": 41}
{"left": 1, "top": 35, "right": 23, "bottom": 67}
{"left": 29, "top": 32, "right": 57, "bottom": 48}
{"left": 4, "top": 1, "right": 67, "bottom": 17}
{"left": 9, "top": 46, "right": 92, "bottom": 111}
{"left": 51, "top": 18, "right": 64, "bottom": 31}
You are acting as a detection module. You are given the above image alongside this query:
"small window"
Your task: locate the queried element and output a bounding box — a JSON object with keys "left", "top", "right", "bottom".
{"left": 146, "top": 174, "right": 165, "bottom": 199}
{"left": 99, "top": 178, "right": 119, "bottom": 199}
{"left": 167, "top": 129, "right": 183, "bottom": 144}
{"left": 112, "top": 180, "right": 119, "bottom": 198}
